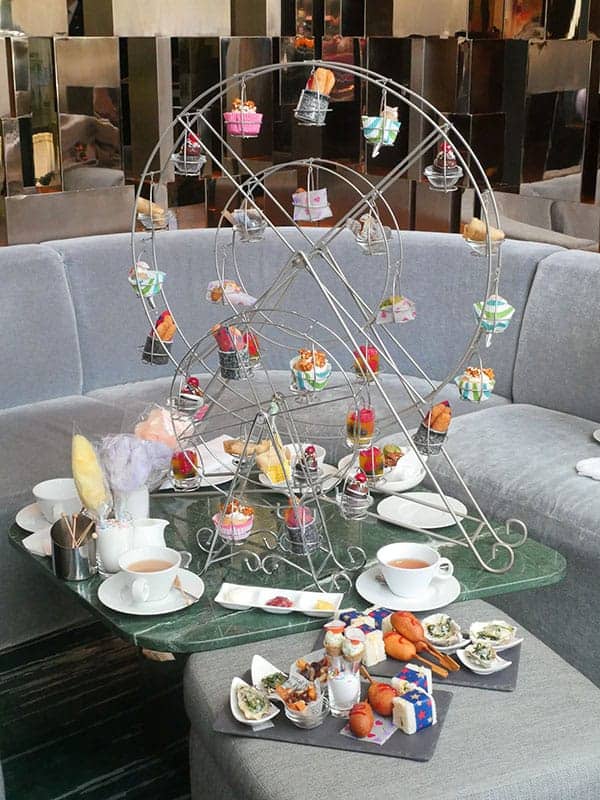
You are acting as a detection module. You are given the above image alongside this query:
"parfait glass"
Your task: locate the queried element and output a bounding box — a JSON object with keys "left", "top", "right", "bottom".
{"left": 353, "top": 345, "right": 379, "bottom": 381}
{"left": 346, "top": 404, "right": 376, "bottom": 447}
{"left": 327, "top": 654, "right": 361, "bottom": 718}
{"left": 170, "top": 448, "right": 202, "bottom": 491}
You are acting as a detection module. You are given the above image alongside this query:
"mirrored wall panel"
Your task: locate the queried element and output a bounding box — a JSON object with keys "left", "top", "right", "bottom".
{"left": 55, "top": 36, "right": 123, "bottom": 192}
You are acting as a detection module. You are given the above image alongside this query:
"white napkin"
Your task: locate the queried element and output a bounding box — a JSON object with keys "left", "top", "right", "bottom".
{"left": 576, "top": 458, "right": 600, "bottom": 480}
{"left": 197, "top": 435, "right": 235, "bottom": 474}
{"left": 23, "top": 531, "right": 52, "bottom": 557}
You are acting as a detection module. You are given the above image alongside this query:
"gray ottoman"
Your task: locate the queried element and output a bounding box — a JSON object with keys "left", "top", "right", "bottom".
{"left": 184, "top": 599, "right": 600, "bottom": 800}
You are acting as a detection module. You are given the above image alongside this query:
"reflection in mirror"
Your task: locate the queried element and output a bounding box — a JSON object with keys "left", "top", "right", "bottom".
{"left": 521, "top": 89, "right": 587, "bottom": 202}
{"left": 321, "top": 36, "right": 357, "bottom": 102}
{"left": 29, "top": 37, "right": 61, "bottom": 191}
{"left": 468, "top": 0, "right": 504, "bottom": 38}
{"left": 55, "top": 37, "right": 123, "bottom": 192}
{"left": 503, "top": 0, "right": 545, "bottom": 39}
{"left": 296, "top": 0, "right": 315, "bottom": 36}
{"left": 279, "top": 35, "right": 315, "bottom": 106}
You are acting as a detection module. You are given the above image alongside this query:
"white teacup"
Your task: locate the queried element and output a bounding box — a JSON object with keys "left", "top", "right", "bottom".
{"left": 119, "top": 546, "right": 191, "bottom": 603}
{"left": 32, "top": 478, "right": 81, "bottom": 523}
{"left": 377, "top": 542, "right": 454, "bottom": 598}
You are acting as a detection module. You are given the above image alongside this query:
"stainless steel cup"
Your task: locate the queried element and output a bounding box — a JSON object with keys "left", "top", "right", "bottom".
{"left": 51, "top": 515, "right": 98, "bottom": 581}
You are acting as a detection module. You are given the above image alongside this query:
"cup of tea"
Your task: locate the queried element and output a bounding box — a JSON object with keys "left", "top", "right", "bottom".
{"left": 119, "top": 546, "right": 191, "bottom": 603}
{"left": 377, "top": 542, "right": 453, "bottom": 598}
{"left": 32, "top": 478, "right": 81, "bottom": 523}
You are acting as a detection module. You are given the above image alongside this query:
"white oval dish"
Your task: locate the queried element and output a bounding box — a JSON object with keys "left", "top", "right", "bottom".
{"left": 456, "top": 647, "right": 512, "bottom": 675}
{"left": 250, "top": 655, "right": 288, "bottom": 699}
{"left": 230, "top": 676, "right": 279, "bottom": 726}
{"left": 469, "top": 620, "right": 522, "bottom": 652}
{"left": 421, "top": 613, "right": 468, "bottom": 651}
{"left": 338, "top": 445, "right": 426, "bottom": 495}
{"left": 377, "top": 492, "right": 467, "bottom": 530}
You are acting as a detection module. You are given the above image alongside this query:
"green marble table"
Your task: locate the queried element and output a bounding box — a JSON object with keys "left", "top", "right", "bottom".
{"left": 9, "top": 491, "right": 566, "bottom": 653}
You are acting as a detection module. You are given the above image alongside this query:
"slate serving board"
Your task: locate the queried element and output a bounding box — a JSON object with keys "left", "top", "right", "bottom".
{"left": 307, "top": 637, "right": 522, "bottom": 692}
{"left": 367, "top": 644, "right": 521, "bottom": 692}
{"left": 214, "top": 673, "right": 453, "bottom": 762}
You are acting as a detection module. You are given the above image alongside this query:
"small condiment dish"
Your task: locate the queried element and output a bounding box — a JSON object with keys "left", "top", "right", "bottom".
{"left": 469, "top": 620, "right": 523, "bottom": 652}
{"left": 456, "top": 648, "right": 512, "bottom": 675}
{"left": 284, "top": 695, "right": 329, "bottom": 729}
{"left": 251, "top": 655, "right": 288, "bottom": 700}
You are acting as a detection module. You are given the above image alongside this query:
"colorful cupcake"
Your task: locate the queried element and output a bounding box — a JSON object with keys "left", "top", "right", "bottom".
{"left": 224, "top": 98, "right": 263, "bottom": 138}
{"left": 213, "top": 499, "right": 254, "bottom": 542}
{"left": 455, "top": 367, "right": 496, "bottom": 403}
{"left": 290, "top": 348, "right": 332, "bottom": 392}
{"left": 473, "top": 295, "right": 515, "bottom": 335}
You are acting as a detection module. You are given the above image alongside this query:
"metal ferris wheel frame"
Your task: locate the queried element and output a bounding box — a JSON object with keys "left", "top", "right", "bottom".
{"left": 129, "top": 60, "right": 526, "bottom": 579}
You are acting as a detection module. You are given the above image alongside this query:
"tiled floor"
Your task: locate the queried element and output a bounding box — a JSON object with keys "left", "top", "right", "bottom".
{"left": 0, "top": 623, "right": 190, "bottom": 799}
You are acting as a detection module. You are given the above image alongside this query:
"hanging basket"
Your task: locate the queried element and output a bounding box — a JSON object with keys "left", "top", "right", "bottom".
{"left": 294, "top": 89, "right": 331, "bottom": 126}
{"left": 292, "top": 188, "right": 332, "bottom": 222}
{"left": 224, "top": 109, "right": 263, "bottom": 138}
{"left": 361, "top": 115, "right": 401, "bottom": 148}
{"left": 224, "top": 81, "right": 263, "bottom": 138}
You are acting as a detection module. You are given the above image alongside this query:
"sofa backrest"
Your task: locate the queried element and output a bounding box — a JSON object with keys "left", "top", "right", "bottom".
{"left": 513, "top": 249, "right": 600, "bottom": 421}
{"left": 386, "top": 232, "right": 560, "bottom": 399}
{"left": 0, "top": 244, "right": 82, "bottom": 409}
{"left": 44, "top": 227, "right": 561, "bottom": 403}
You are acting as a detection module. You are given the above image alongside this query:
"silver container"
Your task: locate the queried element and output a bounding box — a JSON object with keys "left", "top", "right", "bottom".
{"left": 51, "top": 515, "right": 98, "bottom": 581}
{"left": 294, "top": 90, "right": 330, "bottom": 126}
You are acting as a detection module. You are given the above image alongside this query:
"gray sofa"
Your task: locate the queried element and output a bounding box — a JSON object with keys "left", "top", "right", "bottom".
{"left": 2, "top": 227, "right": 599, "bottom": 690}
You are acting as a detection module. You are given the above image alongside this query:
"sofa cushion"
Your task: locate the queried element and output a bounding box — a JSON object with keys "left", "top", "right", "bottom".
{"left": 0, "top": 395, "right": 125, "bottom": 500}
{"left": 425, "top": 403, "right": 600, "bottom": 683}
{"left": 551, "top": 199, "right": 600, "bottom": 244}
{"left": 185, "top": 598, "right": 600, "bottom": 800}
{"left": 427, "top": 404, "right": 600, "bottom": 559}
{"left": 45, "top": 229, "right": 560, "bottom": 400}
{"left": 513, "top": 250, "right": 600, "bottom": 420}
{"left": 500, "top": 214, "right": 596, "bottom": 250}
{"left": 1, "top": 244, "right": 82, "bottom": 408}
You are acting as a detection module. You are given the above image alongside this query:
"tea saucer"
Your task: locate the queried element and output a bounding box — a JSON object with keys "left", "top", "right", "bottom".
{"left": 22, "top": 531, "right": 52, "bottom": 557}
{"left": 355, "top": 565, "right": 461, "bottom": 612}
{"left": 98, "top": 568, "right": 204, "bottom": 616}
{"left": 16, "top": 502, "right": 51, "bottom": 534}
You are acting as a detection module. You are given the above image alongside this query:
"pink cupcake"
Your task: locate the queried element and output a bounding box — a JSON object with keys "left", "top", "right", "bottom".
{"left": 224, "top": 98, "right": 263, "bottom": 138}
{"left": 213, "top": 499, "right": 254, "bottom": 542}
